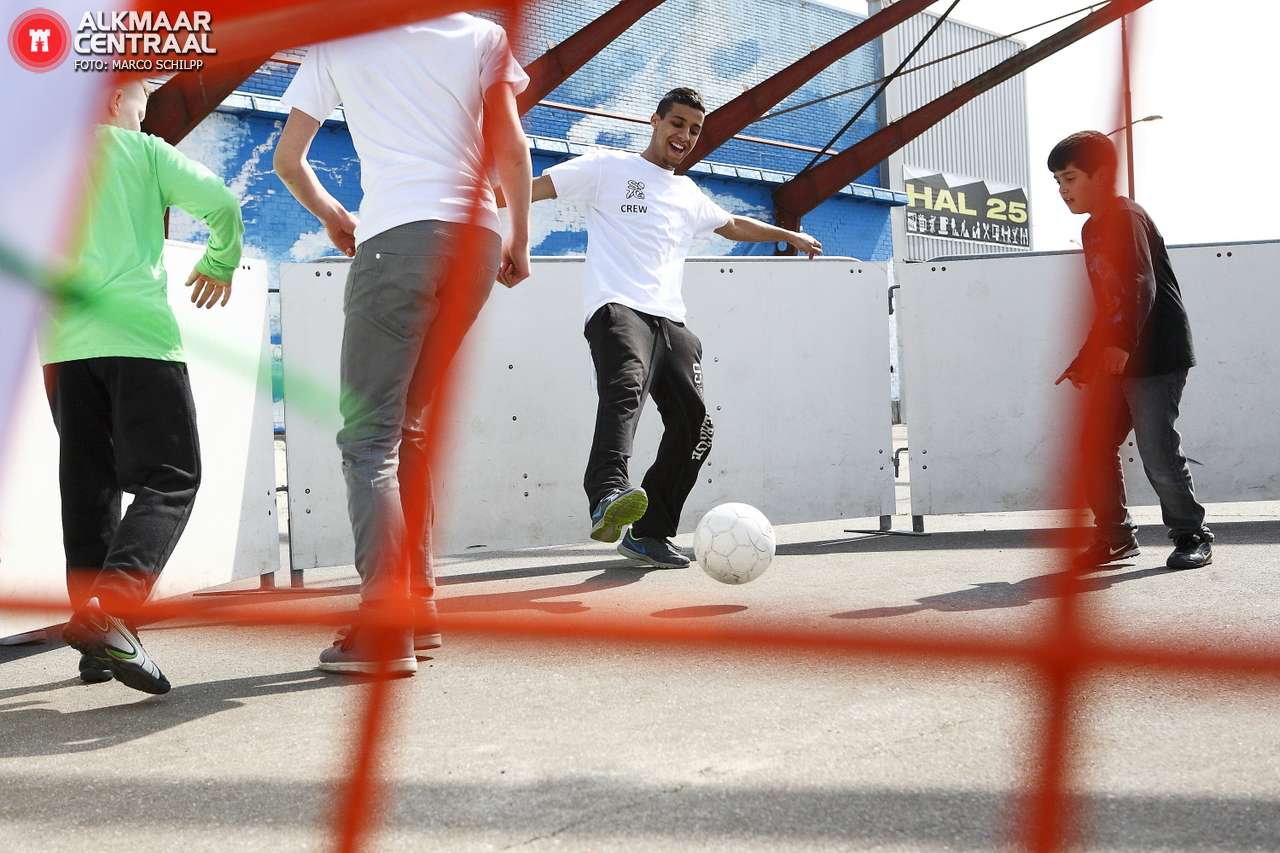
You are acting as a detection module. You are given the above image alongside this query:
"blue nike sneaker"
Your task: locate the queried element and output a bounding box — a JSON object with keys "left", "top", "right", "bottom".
{"left": 618, "top": 530, "right": 690, "bottom": 569}
{"left": 590, "top": 487, "right": 648, "bottom": 543}
{"left": 63, "top": 597, "right": 169, "bottom": 695}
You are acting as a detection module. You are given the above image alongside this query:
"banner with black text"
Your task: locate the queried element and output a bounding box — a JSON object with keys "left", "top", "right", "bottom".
{"left": 903, "top": 166, "right": 1031, "bottom": 249}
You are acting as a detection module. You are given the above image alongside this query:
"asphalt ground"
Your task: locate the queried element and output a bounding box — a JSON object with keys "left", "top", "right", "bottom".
{"left": 3, "top": 495, "right": 1279, "bottom": 851}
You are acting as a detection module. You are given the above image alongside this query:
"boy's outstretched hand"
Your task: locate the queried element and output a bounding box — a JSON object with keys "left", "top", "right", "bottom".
{"left": 186, "top": 269, "right": 232, "bottom": 309}
{"left": 788, "top": 231, "right": 823, "bottom": 258}
{"left": 1054, "top": 365, "right": 1086, "bottom": 389}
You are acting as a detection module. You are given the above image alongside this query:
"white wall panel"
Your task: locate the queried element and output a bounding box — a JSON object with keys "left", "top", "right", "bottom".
{"left": 898, "top": 241, "right": 1280, "bottom": 516}
{"left": 281, "top": 257, "right": 895, "bottom": 569}
{"left": 0, "top": 243, "right": 278, "bottom": 639}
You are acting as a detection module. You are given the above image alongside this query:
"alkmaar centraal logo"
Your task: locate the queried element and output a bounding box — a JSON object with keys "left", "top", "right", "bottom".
{"left": 9, "top": 8, "right": 71, "bottom": 73}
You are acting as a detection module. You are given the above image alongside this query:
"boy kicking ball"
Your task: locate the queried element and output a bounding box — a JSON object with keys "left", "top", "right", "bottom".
{"left": 525, "top": 88, "right": 821, "bottom": 568}
{"left": 1049, "top": 131, "right": 1212, "bottom": 570}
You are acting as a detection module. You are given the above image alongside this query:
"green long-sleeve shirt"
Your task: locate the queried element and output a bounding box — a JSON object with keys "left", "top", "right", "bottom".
{"left": 40, "top": 124, "right": 244, "bottom": 365}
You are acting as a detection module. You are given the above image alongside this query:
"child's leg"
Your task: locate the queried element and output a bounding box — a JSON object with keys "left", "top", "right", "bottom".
{"left": 91, "top": 358, "right": 201, "bottom": 613}
{"left": 1081, "top": 378, "right": 1137, "bottom": 543}
{"left": 44, "top": 361, "right": 122, "bottom": 609}
{"left": 400, "top": 223, "right": 501, "bottom": 601}
{"left": 1124, "top": 370, "right": 1208, "bottom": 538}
{"left": 582, "top": 305, "right": 658, "bottom": 511}
{"left": 633, "top": 320, "right": 711, "bottom": 541}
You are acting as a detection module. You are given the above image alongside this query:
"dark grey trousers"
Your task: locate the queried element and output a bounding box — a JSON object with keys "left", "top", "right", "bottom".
{"left": 1085, "top": 370, "right": 1210, "bottom": 543}
{"left": 336, "top": 220, "right": 500, "bottom": 605}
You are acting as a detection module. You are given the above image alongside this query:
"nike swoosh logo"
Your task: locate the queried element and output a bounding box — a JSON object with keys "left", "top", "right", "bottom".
{"left": 104, "top": 623, "right": 140, "bottom": 662}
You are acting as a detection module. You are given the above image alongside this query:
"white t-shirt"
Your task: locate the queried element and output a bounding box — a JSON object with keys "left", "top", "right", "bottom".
{"left": 545, "top": 149, "right": 734, "bottom": 324}
{"left": 281, "top": 14, "right": 528, "bottom": 243}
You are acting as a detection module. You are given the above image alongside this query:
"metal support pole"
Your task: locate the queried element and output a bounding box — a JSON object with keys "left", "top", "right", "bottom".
{"left": 1121, "top": 15, "right": 1136, "bottom": 199}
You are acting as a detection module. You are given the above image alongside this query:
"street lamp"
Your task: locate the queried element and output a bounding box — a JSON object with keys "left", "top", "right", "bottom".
{"left": 1107, "top": 16, "right": 1163, "bottom": 200}
{"left": 1107, "top": 114, "right": 1163, "bottom": 136}
{"left": 1106, "top": 113, "right": 1162, "bottom": 201}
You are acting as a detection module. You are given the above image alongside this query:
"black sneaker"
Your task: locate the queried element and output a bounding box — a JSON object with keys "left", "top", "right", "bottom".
{"left": 1074, "top": 534, "right": 1140, "bottom": 568}
{"left": 618, "top": 530, "right": 690, "bottom": 569}
{"left": 78, "top": 653, "right": 113, "bottom": 684}
{"left": 590, "top": 487, "right": 649, "bottom": 543}
{"left": 63, "top": 597, "right": 169, "bottom": 695}
{"left": 319, "top": 625, "right": 417, "bottom": 676}
{"left": 1167, "top": 532, "right": 1213, "bottom": 570}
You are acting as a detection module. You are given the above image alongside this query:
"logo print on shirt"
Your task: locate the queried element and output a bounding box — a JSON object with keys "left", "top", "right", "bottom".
{"left": 620, "top": 180, "right": 648, "bottom": 214}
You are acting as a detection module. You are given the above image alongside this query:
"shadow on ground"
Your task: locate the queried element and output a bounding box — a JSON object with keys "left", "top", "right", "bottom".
{"left": 832, "top": 565, "right": 1184, "bottom": 619}
{"left": 786, "top": 519, "right": 1280, "bottom": 556}
{"left": 0, "top": 773, "right": 1276, "bottom": 850}
{"left": 0, "top": 669, "right": 357, "bottom": 758}
{"left": 438, "top": 565, "right": 648, "bottom": 615}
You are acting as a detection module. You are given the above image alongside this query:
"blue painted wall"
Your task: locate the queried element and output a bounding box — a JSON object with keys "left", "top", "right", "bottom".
{"left": 173, "top": 0, "right": 896, "bottom": 268}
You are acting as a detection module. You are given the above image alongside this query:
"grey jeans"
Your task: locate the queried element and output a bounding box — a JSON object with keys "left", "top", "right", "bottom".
{"left": 1084, "top": 369, "right": 1210, "bottom": 543}
{"left": 337, "top": 220, "right": 501, "bottom": 605}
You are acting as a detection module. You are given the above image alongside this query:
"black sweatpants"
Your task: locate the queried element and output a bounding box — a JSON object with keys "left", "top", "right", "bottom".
{"left": 583, "top": 303, "right": 713, "bottom": 539}
{"left": 43, "top": 357, "right": 202, "bottom": 614}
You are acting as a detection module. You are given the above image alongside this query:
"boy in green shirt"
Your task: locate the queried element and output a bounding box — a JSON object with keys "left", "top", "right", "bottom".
{"left": 51, "top": 79, "right": 243, "bottom": 695}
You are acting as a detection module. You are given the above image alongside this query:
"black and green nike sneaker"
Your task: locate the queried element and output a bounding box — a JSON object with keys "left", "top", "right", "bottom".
{"left": 589, "top": 487, "right": 648, "bottom": 543}
{"left": 63, "top": 597, "right": 170, "bottom": 695}
{"left": 78, "top": 654, "right": 113, "bottom": 684}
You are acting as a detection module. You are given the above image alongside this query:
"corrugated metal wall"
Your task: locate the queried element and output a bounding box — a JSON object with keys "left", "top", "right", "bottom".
{"left": 885, "top": 11, "right": 1032, "bottom": 259}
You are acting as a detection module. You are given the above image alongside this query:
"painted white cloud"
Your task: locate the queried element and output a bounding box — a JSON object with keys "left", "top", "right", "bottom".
{"left": 171, "top": 114, "right": 280, "bottom": 247}
{"left": 690, "top": 190, "right": 771, "bottom": 256}
{"left": 289, "top": 225, "right": 337, "bottom": 261}
{"left": 496, "top": 199, "right": 589, "bottom": 255}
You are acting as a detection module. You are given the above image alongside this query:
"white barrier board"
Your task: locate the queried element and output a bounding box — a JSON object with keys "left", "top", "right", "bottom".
{"left": 281, "top": 257, "right": 895, "bottom": 568}
{"left": 897, "top": 241, "right": 1280, "bottom": 516}
{"left": 0, "top": 242, "right": 279, "bottom": 638}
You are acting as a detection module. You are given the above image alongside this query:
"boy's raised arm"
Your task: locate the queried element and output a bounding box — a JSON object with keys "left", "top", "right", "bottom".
{"left": 153, "top": 136, "right": 243, "bottom": 285}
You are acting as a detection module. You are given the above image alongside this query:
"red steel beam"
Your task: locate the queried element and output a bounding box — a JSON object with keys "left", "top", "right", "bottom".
{"left": 517, "top": 0, "right": 667, "bottom": 114}
{"left": 141, "top": 55, "right": 272, "bottom": 145}
{"left": 772, "top": 0, "right": 1154, "bottom": 230}
{"left": 676, "top": 0, "right": 936, "bottom": 175}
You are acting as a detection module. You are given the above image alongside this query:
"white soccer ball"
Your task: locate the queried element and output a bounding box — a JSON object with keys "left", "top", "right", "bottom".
{"left": 693, "top": 503, "right": 776, "bottom": 585}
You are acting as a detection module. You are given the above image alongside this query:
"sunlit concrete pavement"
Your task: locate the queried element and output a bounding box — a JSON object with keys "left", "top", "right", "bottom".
{"left": 2, "top": 497, "right": 1279, "bottom": 851}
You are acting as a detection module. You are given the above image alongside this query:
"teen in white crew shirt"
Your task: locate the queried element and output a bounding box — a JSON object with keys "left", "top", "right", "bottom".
{"left": 528, "top": 87, "right": 821, "bottom": 568}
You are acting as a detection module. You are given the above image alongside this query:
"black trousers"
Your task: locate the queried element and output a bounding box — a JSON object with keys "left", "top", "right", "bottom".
{"left": 583, "top": 303, "right": 713, "bottom": 539}
{"left": 43, "top": 358, "right": 201, "bottom": 614}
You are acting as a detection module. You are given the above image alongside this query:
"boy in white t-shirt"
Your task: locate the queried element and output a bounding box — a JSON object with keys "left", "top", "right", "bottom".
{"left": 273, "top": 14, "right": 532, "bottom": 674}
{"left": 532, "top": 88, "right": 821, "bottom": 568}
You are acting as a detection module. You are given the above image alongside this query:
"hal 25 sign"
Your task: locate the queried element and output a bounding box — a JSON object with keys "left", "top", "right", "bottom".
{"left": 902, "top": 167, "right": 1031, "bottom": 249}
